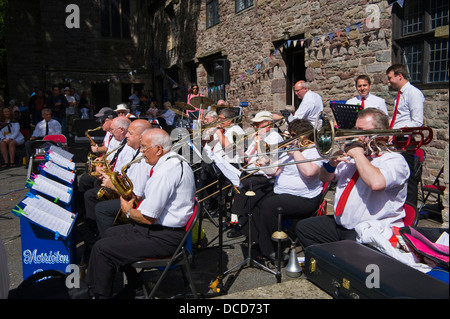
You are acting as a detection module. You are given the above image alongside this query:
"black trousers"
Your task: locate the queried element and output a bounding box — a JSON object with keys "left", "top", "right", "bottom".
{"left": 231, "top": 174, "right": 273, "bottom": 217}
{"left": 87, "top": 223, "right": 185, "bottom": 297}
{"left": 295, "top": 215, "right": 357, "bottom": 249}
{"left": 256, "top": 191, "right": 322, "bottom": 257}
{"left": 402, "top": 151, "right": 419, "bottom": 207}
{"left": 95, "top": 198, "right": 121, "bottom": 238}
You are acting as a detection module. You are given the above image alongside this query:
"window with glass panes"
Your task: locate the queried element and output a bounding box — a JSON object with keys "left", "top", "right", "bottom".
{"left": 392, "top": 0, "right": 448, "bottom": 86}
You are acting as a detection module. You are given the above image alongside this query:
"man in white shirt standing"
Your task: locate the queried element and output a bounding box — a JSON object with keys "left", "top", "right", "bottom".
{"left": 289, "top": 80, "right": 323, "bottom": 126}
{"left": 386, "top": 64, "right": 425, "bottom": 206}
{"left": 346, "top": 75, "right": 388, "bottom": 115}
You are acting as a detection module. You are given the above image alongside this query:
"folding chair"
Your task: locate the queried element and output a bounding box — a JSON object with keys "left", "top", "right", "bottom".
{"left": 418, "top": 166, "right": 446, "bottom": 220}
{"left": 403, "top": 201, "right": 419, "bottom": 227}
{"left": 26, "top": 134, "right": 68, "bottom": 180}
{"left": 130, "top": 201, "right": 199, "bottom": 299}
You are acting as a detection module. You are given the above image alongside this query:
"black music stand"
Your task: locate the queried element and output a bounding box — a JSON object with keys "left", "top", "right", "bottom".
{"left": 330, "top": 102, "right": 363, "bottom": 129}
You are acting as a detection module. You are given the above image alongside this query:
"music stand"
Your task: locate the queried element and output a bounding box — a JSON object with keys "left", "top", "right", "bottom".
{"left": 330, "top": 102, "right": 363, "bottom": 129}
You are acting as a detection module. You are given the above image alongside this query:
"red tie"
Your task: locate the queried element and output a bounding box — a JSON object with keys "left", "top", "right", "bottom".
{"left": 361, "top": 97, "right": 365, "bottom": 109}
{"left": 335, "top": 170, "right": 359, "bottom": 216}
{"left": 149, "top": 167, "right": 154, "bottom": 178}
{"left": 389, "top": 91, "right": 401, "bottom": 129}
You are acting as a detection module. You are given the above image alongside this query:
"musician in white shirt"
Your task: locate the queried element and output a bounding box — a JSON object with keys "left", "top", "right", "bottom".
{"left": 289, "top": 81, "right": 323, "bottom": 126}
{"left": 94, "top": 119, "right": 152, "bottom": 237}
{"left": 295, "top": 108, "right": 410, "bottom": 248}
{"left": 87, "top": 129, "right": 195, "bottom": 298}
{"left": 346, "top": 75, "right": 388, "bottom": 115}
{"left": 255, "top": 119, "right": 324, "bottom": 260}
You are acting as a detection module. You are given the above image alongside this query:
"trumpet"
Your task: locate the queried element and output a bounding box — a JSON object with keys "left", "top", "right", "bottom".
{"left": 240, "top": 111, "right": 433, "bottom": 171}
{"left": 111, "top": 154, "right": 145, "bottom": 225}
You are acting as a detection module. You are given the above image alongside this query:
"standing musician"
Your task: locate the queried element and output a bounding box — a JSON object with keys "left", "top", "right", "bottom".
{"left": 83, "top": 117, "right": 135, "bottom": 233}
{"left": 94, "top": 120, "right": 152, "bottom": 237}
{"left": 254, "top": 119, "right": 324, "bottom": 262}
{"left": 86, "top": 128, "right": 196, "bottom": 298}
{"left": 295, "top": 108, "right": 410, "bottom": 248}
{"left": 346, "top": 75, "right": 388, "bottom": 115}
{"left": 289, "top": 80, "right": 323, "bottom": 126}
{"left": 386, "top": 64, "right": 424, "bottom": 207}
{"left": 228, "top": 111, "right": 283, "bottom": 238}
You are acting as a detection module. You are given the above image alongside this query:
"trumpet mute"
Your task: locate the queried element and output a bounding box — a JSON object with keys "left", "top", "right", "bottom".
{"left": 245, "top": 190, "right": 256, "bottom": 197}
{"left": 285, "top": 246, "right": 302, "bottom": 278}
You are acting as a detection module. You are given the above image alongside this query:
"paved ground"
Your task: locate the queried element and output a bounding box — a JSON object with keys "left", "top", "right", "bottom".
{"left": 0, "top": 149, "right": 446, "bottom": 300}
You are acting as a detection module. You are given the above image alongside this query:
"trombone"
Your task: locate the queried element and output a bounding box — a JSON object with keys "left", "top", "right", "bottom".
{"left": 239, "top": 111, "right": 433, "bottom": 171}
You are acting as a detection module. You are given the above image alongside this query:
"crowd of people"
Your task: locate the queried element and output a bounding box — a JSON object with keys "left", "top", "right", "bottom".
{"left": 1, "top": 63, "right": 431, "bottom": 298}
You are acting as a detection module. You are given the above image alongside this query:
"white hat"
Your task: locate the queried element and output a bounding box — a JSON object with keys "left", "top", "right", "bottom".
{"left": 116, "top": 103, "right": 130, "bottom": 113}
{"left": 94, "top": 107, "right": 113, "bottom": 118}
{"left": 251, "top": 111, "right": 273, "bottom": 122}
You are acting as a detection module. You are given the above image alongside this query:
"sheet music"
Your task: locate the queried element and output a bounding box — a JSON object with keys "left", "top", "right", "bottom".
{"left": 46, "top": 151, "right": 76, "bottom": 170}
{"left": 41, "top": 161, "right": 75, "bottom": 183}
{"left": 203, "top": 144, "right": 242, "bottom": 187}
{"left": 48, "top": 145, "right": 74, "bottom": 160}
{"left": 31, "top": 175, "right": 72, "bottom": 204}
{"left": 22, "top": 195, "right": 75, "bottom": 237}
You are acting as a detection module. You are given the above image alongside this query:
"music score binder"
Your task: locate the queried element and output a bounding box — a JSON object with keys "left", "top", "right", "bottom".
{"left": 330, "top": 101, "right": 363, "bottom": 129}
{"left": 11, "top": 145, "right": 78, "bottom": 279}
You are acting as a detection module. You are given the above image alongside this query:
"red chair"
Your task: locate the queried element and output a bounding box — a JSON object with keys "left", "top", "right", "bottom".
{"left": 130, "top": 201, "right": 199, "bottom": 299}
{"left": 403, "top": 202, "right": 419, "bottom": 227}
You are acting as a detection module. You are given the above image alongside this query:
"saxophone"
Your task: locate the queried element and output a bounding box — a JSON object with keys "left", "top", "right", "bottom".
{"left": 111, "top": 155, "right": 145, "bottom": 225}
{"left": 95, "top": 144, "right": 124, "bottom": 199}
{"left": 85, "top": 126, "right": 102, "bottom": 176}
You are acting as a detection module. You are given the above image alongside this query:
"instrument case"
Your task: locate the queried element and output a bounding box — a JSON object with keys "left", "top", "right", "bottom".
{"left": 304, "top": 240, "right": 449, "bottom": 299}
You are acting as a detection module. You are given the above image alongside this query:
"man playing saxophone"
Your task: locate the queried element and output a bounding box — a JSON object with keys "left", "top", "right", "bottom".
{"left": 83, "top": 116, "right": 135, "bottom": 236}
{"left": 94, "top": 119, "right": 152, "bottom": 237}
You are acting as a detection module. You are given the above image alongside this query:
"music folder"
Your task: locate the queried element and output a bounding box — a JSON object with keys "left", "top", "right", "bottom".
{"left": 330, "top": 101, "right": 363, "bottom": 129}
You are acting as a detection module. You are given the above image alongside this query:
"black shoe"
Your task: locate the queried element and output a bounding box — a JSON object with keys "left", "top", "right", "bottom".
{"left": 227, "top": 225, "right": 243, "bottom": 238}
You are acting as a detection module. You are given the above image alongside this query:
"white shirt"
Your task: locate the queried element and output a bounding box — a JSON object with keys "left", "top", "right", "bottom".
{"left": 245, "top": 129, "right": 283, "bottom": 174}
{"left": 138, "top": 151, "right": 195, "bottom": 228}
{"left": 31, "top": 119, "right": 61, "bottom": 138}
{"left": 290, "top": 90, "right": 324, "bottom": 125}
{"left": 0, "top": 121, "right": 24, "bottom": 145}
{"left": 125, "top": 149, "right": 151, "bottom": 198}
{"left": 161, "top": 108, "right": 176, "bottom": 126}
{"left": 111, "top": 142, "right": 135, "bottom": 173}
{"left": 104, "top": 132, "right": 121, "bottom": 162}
{"left": 274, "top": 148, "right": 323, "bottom": 197}
{"left": 346, "top": 93, "right": 388, "bottom": 116}
{"left": 392, "top": 82, "right": 424, "bottom": 129}
{"left": 212, "top": 125, "right": 245, "bottom": 163}
{"left": 333, "top": 152, "right": 410, "bottom": 230}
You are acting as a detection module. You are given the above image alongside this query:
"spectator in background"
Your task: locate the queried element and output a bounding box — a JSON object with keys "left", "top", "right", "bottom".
{"left": 129, "top": 89, "right": 140, "bottom": 114}
{"left": 29, "top": 89, "right": 45, "bottom": 125}
{"left": 0, "top": 106, "right": 25, "bottom": 168}
{"left": 46, "top": 85, "right": 69, "bottom": 134}
{"left": 25, "top": 108, "right": 61, "bottom": 159}
{"left": 64, "top": 87, "right": 77, "bottom": 137}
{"left": 79, "top": 90, "right": 91, "bottom": 119}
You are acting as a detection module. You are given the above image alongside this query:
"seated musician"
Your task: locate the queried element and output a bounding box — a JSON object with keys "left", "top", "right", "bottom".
{"left": 295, "top": 108, "right": 410, "bottom": 249}
{"left": 228, "top": 111, "right": 283, "bottom": 238}
{"left": 83, "top": 117, "right": 135, "bottom": 234}
{"left": 94, "top": 119, "right": 152, "bottom": 237}
{"left": 86, "top": 128, "right": 196, "bottom": 299}
{"left": 77, "top": 109, "right": 118, "bottom": 218}
{"left": 254, "top": 119, "right": 324, "bottom": 262}
{"left": 210, "top": 108, "right": 245, "bottom": 168}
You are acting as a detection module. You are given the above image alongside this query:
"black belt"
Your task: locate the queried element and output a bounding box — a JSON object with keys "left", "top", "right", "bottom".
{"left": 147, "top": 224, "right": 185, "bottom": 231}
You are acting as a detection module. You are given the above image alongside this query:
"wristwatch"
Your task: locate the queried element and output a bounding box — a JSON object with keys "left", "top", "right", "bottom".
{"left": 126, "top": 208, "right": 131, "bottom": 219}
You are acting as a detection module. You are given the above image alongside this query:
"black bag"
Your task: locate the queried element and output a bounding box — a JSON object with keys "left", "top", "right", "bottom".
{"left": 8, "top": 269, "right": 90, "bottom": 299}
{"left": 304, "top": 240, "right": 449, "bottom": 299}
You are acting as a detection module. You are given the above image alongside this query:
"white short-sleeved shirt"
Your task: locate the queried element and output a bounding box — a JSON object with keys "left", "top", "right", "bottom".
{"left": 274, "top": 148, "right": 324, "bottom": 197}
{"left": 290, "top": 90, "right": 324, "bottom": 126}
{"left": 212, "top": 125, "right": 245, "bottom": 163}
{"left": 245, "top": 129, "right": 284, "bottom": 174}
{"left": 138, "top": 151, "right": 195, "bottom": 228}
{"left": 346, "top": 93, "right": 388, "bottom": 116}
{"left": 0, "top": 121, "right": 24, "bottom": 145}
{"left": 125, "top": 149, "right": 151, "bottom": 198}
{"left": 333, "top": 152, "right": 410, "bottom": 230}
{"left": 31, "top": 119, "right": 61, "bottom": 138}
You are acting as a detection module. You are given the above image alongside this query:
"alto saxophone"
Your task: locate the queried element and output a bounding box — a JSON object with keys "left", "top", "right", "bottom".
{"left": 111, "top": 155, "right": 145, "bottom": 225}
{"left": 95, "top": 144, "right": 124, "bottom": 199}
{"left": 85, "top": 126, "right": 102, "bottom": 177}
